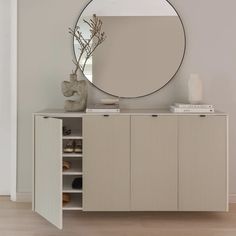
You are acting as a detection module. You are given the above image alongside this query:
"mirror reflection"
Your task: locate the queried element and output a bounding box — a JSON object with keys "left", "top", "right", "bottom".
{"left": 74, "top": 0, "right": 186, "bottom": 98}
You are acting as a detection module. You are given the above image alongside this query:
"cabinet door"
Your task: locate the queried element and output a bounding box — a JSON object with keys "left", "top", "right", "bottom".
{"left": 131, "top": 115, "right": 178, "bottom": 211}
{"left": 83, "top": 115, "right": 130, "bottom": 211}
{"left": 34, "top": 116, "right": 62, "bottom": 229}
{"left": 179, "top": 115, "right": 228, "bottom": 211}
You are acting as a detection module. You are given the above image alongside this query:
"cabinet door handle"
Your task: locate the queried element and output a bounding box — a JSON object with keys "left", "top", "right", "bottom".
{"left": 43, "top": 116, "right": 49, "bottom": 119}
{"left": 152, "top": 115, "right": 158, "bottom": 117}
{"left": 103, "top": 115, "right": 110, "bottom": 117}
{"left": 200, "top": 115, "right": 206, "bottom": 118}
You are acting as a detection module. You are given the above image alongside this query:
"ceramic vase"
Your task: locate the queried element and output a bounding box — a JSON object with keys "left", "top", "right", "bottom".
{"left": 188, "top": 74, "right": 203, "bottom": 104}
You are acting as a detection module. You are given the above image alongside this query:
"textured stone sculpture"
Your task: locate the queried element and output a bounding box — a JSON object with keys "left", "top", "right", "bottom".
{"left": 62, "top": 73, "right": 87, "bottom": 112}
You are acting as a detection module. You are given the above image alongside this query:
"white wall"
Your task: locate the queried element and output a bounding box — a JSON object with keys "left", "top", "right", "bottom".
{"left": 18, "top": 0, "right": 236, "bottom": 194}
{"left": 0, "top": 0, "right": 11, "bottom": 195}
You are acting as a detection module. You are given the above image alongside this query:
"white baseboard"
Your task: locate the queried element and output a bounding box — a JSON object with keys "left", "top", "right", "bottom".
{"left": 15, "top": 192, "right": 32, "bottom": 202}
{"left": 0, "top": 191, "right": 10, "bottom": 196}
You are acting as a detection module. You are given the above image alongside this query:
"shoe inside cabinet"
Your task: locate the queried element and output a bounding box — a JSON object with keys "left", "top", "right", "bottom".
{"left": 62, "top": 117, "right": 83, "bottom": 138}
{"left": 74, "top": 140, "right": 82, "bottom": 153}
{"left": 63, "top": 140, "right": 82, "bottom": 154}
{"left": 63, "top": 140, "right": 74, "bottom": 153}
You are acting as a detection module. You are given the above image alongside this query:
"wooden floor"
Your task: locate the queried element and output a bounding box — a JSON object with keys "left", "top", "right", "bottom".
{"left": 1, "top": 197, "right": 236, "bottom": 236}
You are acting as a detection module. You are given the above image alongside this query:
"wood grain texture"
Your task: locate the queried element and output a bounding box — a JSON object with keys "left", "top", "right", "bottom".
{"left": 179, "top": 116, "right": 228, "bottom": 211}
{"left": 34, "top": 116, "right": 63, "bottom": 229}
{"left": 83, "top": 115, "right": 130, "bottom": 211}
{"left": 131, "top": 115, "right": 178, "bottom": 211}
{"left": 1, "top": 197, "right": 236, "bottom": 236}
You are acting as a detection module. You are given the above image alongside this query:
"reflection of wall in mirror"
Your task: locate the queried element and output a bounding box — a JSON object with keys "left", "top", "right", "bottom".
{"left": 82, "top": 0, "right": 177, "bottom": 17}
{"left": 91, "top": 16, "right": 185, "bottom": 97}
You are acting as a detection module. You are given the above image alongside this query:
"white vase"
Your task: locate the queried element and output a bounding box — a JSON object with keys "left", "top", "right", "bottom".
{"left": 188, "top": 74, "right": 203, "bottom": 104}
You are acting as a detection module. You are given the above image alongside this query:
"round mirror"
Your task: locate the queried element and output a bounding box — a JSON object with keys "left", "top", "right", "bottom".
{"left": 74, "top": 0, "right": 186, "bottom": 98}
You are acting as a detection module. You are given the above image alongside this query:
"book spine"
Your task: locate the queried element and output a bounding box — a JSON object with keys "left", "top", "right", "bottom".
{"left": 175, "top": 104, "right": 213, "bottom": 108}
{"left": 170, "top": 107, "right": 214, "bottom": 113}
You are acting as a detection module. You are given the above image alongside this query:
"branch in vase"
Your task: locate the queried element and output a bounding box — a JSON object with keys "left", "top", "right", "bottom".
{"left": 70, "top": 14, "right": 106, "bottom": 74}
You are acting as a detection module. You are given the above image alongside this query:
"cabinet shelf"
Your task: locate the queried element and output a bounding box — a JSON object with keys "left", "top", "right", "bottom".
{"left": 63, "top": 171, "right": 83, "bottom": 176}
{"left": 63, "top": 136, "right": 83, "bottom": 140}
{"left": 62, "top": 130, "right": 83, "bottom": 140}
{"left": 63, "top": 187, "right": 83, "bottom": 193}
{"left": 63, "top": 158, "right": 82, "bottom": 175}
{"left": 63, "top": 206, "right": 82, "bottom": 211}
{"left": 63, "top": 175, "right": 83, "bottom": 193}
{"left": 63, "top": 194, "right": 82, "bottom": 211}
{"left": 63, "top": 153, "right": 82, "bottom": 158}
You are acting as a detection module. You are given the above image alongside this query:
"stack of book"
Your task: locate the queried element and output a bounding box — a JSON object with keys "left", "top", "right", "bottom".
{"left": 170, "top": 103, "right": 214, "bottom": 113}
{"left": 86, "top": 104, "right": 120, "bottom": 113}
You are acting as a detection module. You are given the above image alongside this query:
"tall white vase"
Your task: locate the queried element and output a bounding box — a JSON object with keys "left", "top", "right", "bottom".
{"left": 188, "top": 74, "right": 203, "bottom": 104}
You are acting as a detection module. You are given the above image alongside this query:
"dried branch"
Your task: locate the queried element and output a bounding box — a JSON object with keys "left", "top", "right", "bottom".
{"left": 70, "top": 14, "right": 106, "bottom": 74}
{"left": 82, "top": 33, "right": 106, "bottom": 71}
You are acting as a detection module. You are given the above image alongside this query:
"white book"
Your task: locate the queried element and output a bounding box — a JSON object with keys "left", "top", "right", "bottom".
{"left": 174, "top": 103, "right": 213, "bottom": 109}
{"left": 86, "top": 104, "right": 120, "bottom": 113}
{"left": 86, "top": 108, "right": 120, "bottom": 113}
{"left": 170, "top": 106, "right": 214, "bottom": 113}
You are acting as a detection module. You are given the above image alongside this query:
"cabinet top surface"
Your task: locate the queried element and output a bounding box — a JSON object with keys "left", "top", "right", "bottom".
{"left": 34, "top": 109, "right": 228, "bottom": 117}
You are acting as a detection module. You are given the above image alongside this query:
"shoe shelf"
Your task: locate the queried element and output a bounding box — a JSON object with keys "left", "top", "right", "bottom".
{"left": 63, "top": 168, "right": 83, "bottom": 175}
{"left": 63, "top": 139, "right": 82, "bottom": 156}
{"left": 63, "top": 194, "right": 82, "bottom": 211}
{"left": 63, "top": 134, "right": 83, "bottom": 140}
{"left": 63, "top": 129, "right": 83, "bottom": 140}
{"left": 63, "top": 136, "right": 83, "bottom": 140}
{"left": 63, "top": 203, "right": 82, "bottom": 211}
{"left": 63, "top": 158, "right": 83, "bottom": 175}
{"left": 63, "top": 175, "right": 83, "bottom": 210}
{"left": 63, "top": 186, "right": 83, "bottom": 193}
{"left": 62, "top": 120, "right": 83, "bottom": 211}
{"left": 63, "top": 176, "right": 83, "bottom": 193}
{"left": 63, "top": 153, "right": 83, "bottom": 158}
{"left": 63, "top": 171, "right": 83, "bottom": 176}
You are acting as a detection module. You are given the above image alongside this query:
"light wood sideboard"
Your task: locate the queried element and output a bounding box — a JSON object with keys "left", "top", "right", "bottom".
{"left": 33, "top": 109, "right": 228, "bottom": 229}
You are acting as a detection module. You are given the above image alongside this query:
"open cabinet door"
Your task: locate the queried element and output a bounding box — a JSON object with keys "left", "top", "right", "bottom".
{"left": 34, "top": 116, "right": 62, "bottom": 229}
